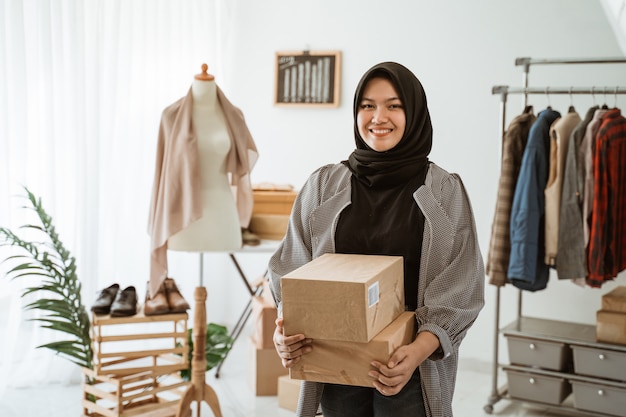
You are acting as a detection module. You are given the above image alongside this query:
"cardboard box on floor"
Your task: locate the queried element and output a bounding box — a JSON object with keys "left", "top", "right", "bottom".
{"left": 252, "top": 295, "right": 278, "bottom": 350}
{"left": 247, "top": 337, "right": 288, "bottom": 396}
{"left": 282, "top": 253, "right": 404, "bottom": 343}
{"left": 278, "top": 375, "right": 301, "bottom": 412}
{"left": 289, "top": 311, "right": 416, "bottom": 387}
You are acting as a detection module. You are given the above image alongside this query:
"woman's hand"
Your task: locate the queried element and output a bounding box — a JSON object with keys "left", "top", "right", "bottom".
{"left": 273, "top": 317, "right": 313, "bottom": 368}
{"left": 369, "top": 344, "right": 420, "bottom": 396}
{"left": 369, "top": 331, "right": 440, "bottom": 396}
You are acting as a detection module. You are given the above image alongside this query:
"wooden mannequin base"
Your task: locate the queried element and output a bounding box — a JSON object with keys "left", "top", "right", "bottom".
{"left": 176, "top": 287, "right": 222, "bottom": 417}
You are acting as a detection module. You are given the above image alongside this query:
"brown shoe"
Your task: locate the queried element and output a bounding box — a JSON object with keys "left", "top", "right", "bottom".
{"left": 164, "top": 278, "right": 190, "bottom": 313}
{"left": 144, "top": 281, "right": 170, "bottom": 316}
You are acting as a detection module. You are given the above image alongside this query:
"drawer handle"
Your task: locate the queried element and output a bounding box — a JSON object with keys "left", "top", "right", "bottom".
{"left": 529, "top": 377, "right": 535, "bottom": 385}
{"left": 598, "top": 389, "right": 605, "bottom": 396}
{"left": 529, "top": 343, "right": 536, "bottom": 350}
{"left": 598, "top": 353, "right": 605, "bottom": 360}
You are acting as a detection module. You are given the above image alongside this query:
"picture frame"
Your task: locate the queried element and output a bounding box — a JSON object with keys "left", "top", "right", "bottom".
{"left": 274, "top": 50, "right": 341, "bottom": 107}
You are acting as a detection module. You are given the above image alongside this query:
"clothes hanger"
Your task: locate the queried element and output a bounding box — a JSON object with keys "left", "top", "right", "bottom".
{"left": 567, "top": 87, "right": 576, "bottom": 113}
{"left": 601, "top": 86, "right": 609, "bottom": 109}
{"left": 545, "top": 87, "right": 552, "bottom": 110}
{"left": 195, "top": 63, "right": 215, "bottom": 81}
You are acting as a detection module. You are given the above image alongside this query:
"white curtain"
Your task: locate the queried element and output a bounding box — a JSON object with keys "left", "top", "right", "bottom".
{"left": 0, "top": 0, "right": 232, "bottom": 389}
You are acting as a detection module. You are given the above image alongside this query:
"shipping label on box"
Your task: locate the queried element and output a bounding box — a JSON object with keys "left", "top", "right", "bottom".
{"left": 597, "top": 310, "right": 626, "bottom": 345}
{"left": 602, "top": 286, "right": 626, "bottom": 314}
{"left": 282, "top": 253, "right": 404, "bottom": 343}
{"left": 289, "top": 311, "right": 416, "bottom": 387}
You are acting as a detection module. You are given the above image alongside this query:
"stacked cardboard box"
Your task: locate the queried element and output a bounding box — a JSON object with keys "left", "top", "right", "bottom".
{"left": 597, "top": 286, "right": 626, "bottom": 345}
{"left": 278, "top": 375, "right": 301, "bottom": 411}
{"left": 247, "top": 336, "right": 288, "bottom": 396}
{"left": 281, "top": 253, "right": 413, "bottom": 387}
{"left": 249, "top": 190, "right": 298, "bottom": 240}
{"left": 247, "top": 284, "right": 288, "bottom": 396}
{"left": 83, "top": 306, "right": 190, "bottom": 417}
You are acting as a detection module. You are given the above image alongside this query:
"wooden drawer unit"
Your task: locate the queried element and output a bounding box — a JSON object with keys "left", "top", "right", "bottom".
{"left": 572, "top": 344, "right": 626, "bottom": 382}
{"left": 504, "top": 366, "right": 571, "bottom": 406}
{"left": 571, "top": 378, "right": 626, "bottom": 417}
{"left": 506, "top": 335, "right": 572, "bottom": 371}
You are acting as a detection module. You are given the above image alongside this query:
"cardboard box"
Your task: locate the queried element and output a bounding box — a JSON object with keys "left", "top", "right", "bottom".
{"left": 249, "top": 214, "right": 290, "bottom": 240}
{"left": 261, "top": 278, "right": 276, "bottom": 305}
{"left": 278, "top": 375, "right": 301, "bottom": 412}
{"left": 602, "top": 286, "right": 626, "bottom": 314}
{"left": 252, "top": 295, "right": 278, "bottom": 349}
{"left": 282, "top": 253, "right": 404, "bottom": 343}
{"left": 252, "top": 190, "right": 297, "bottom": 215}
{"left": 247, "top": 337, "right": 288, "bottom": 396}
{"left": 597, "top": 310, "right": 626, "bottom": 345}
{"left": 289, "top": 311, "right": 415, "bottom": 387}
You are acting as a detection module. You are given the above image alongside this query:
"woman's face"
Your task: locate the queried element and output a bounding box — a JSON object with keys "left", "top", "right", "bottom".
{"left": 356, "top": 77, "right": 406, "bottom": 152}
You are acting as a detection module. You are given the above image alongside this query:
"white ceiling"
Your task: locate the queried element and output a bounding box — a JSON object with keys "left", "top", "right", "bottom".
{"left": 602, "top": 0, "right": 626, "bottom": 54}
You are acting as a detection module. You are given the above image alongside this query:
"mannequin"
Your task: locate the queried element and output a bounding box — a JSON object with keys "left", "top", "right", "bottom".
{"left": 147, "top": 62, "right": 258, "bottom": 298}
{"left": 167, "top": 64, "right": 251, "bottom": 417}
{"left": 167, "top": 65, "right": 243, "bottom": 252}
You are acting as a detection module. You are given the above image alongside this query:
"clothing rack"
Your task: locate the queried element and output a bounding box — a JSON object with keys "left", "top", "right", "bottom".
{"left": 484, "top": 57, "right": 626, "bottom": 415}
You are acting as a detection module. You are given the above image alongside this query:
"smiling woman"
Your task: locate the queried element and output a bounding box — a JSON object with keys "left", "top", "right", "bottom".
{"left": 356, "top": 77, "right": 407, "bottom": 152}
{"left": 0, "top": 0, "right": 229, "bottom": 388}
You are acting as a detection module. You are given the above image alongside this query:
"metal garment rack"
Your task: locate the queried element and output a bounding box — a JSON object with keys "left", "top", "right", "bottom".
{"left": 485, "top": 57, "right": 626, "bottom": 415}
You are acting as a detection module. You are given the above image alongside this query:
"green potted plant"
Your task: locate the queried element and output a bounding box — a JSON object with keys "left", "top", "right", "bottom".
{"left": 0, "top": 187, "right": 93, "bottom": 370}
{"left": 178, "top": 322, "right": 234, "bottom": 381}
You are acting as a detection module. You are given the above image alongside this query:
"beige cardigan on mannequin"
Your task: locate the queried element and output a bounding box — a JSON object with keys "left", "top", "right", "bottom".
{"left": 147, "top": 86, "right": 258, "bottom": 297}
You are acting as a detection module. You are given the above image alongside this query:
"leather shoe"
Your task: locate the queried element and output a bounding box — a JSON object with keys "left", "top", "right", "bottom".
{"left": 164, "top": 278, "right": 190, "bottom": 313}
{"left": 242, "top": 228, "right": 261, "bottom": 246}
{"left": 110, "top": 286, "right": 138, "bottom": 317}
{"left": 91, "top": 283, "right": 120, "bottom": 315}
{"left": 144, "top": 281, "right": 170, "bottom": 316}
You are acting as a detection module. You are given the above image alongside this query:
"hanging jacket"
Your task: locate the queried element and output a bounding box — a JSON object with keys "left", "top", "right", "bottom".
{"left": 556, "top": 105, "right": 598, "bottom": 280}
{"left": 544, "top": 109, "right": 581, "bottom": 266}
{"left": 486, "top": 107, "right": 536, "bottom": 287}
{"left": 508, "top": 108, "right": 561, "bottom": 291}
{"left": 588, "top": 108, "right": 626, "bottom": 287}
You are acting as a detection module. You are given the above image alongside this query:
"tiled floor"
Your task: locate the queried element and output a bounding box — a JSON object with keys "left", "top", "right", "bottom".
{"left": 0, "top": 327, "right": 582, "bottom": 417}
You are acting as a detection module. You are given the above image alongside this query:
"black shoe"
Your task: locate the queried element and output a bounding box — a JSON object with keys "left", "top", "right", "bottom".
{"left": 91, "top": 284, "right": 120, "bottom": 315}
{"left": 110, "top": 286, "right": 138, "bottom": 317}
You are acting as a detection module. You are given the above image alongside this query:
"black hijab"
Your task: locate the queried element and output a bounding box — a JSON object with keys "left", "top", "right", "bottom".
{"left": 344, "top": 62, "right": 433, "bottom": 188}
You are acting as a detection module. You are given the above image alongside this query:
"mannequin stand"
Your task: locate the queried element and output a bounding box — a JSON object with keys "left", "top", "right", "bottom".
{"left": 176, "top": 286, "right": 222, "bottom": 417}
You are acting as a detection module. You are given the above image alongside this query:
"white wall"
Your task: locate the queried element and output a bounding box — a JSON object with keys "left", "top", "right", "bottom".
{"left": 183, "top": 0, "right": 626, "bottom": 367}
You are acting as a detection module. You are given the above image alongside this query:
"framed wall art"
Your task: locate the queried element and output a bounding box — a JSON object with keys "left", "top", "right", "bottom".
{"left": 274, "top": 50, "right": 341, "bottom": 107}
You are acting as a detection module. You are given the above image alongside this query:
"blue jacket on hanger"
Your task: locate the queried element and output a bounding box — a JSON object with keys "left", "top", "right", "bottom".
{"left": 508, "top": 108, "right": 561, "bottom": 291}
